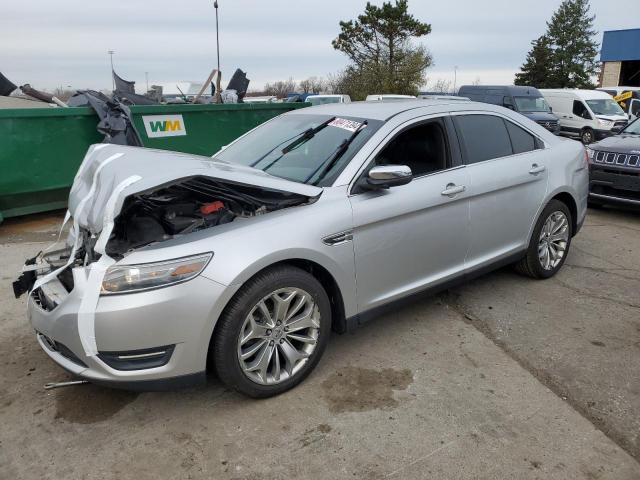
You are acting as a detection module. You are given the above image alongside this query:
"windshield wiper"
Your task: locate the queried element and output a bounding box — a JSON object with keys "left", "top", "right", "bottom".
{"left": 305, "top": 121, "right": 368, "bottom": 185}
{"left": 281, "top": 117, "right": 335, "bottom": 154}
{"left": 250, "top": 117, "right": 335, "bottom": 169}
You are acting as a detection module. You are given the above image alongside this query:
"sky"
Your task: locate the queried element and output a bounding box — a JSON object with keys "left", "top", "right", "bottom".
{"left": 1, "top": 0, "right": 638, "bottom": 93}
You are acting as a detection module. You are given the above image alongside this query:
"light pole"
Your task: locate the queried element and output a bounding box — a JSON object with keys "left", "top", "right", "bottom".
{"left": 214, "top": 1, "right": 222, "bottom": 103}
{"left": 108, "top": 50, "right": 115, "bottom": 90}
{"left": 453, "top": 65, "right": 458, "bottom": 94}
{"left": 145, "top": 71, "right": 149, "bottom": 92}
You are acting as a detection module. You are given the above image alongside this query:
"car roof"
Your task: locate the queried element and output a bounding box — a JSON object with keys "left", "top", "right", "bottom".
{"left": 459, "top": 85, "right": 542, "bottom": 96}
{"left": 287, "top": 99, "right": 499, "bottom": 121}
{"left": 540, "top": 89, "right": 612, "bottom": 100}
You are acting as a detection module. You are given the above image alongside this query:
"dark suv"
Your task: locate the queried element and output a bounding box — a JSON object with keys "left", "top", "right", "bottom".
{"left": 587, "top": 119, "right": 640, "bottom": 207}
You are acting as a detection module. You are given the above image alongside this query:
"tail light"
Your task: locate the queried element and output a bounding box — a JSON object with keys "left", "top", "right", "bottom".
{"left": 584, "top": 147, "right": 593, "bottom": 167}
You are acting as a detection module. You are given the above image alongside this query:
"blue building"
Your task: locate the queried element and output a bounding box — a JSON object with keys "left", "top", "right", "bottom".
{"left": 599, "top": 28, "right": 640, "bottom": 87}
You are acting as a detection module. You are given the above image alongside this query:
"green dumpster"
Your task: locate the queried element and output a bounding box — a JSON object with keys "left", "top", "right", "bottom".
{"left": 0, "top": 102, "right": 309, "bottom": 222}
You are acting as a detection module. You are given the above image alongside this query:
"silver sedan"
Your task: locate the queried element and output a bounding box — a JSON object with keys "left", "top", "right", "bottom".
{"left": 16, "top": 100, "right": 589, "bottom": 397}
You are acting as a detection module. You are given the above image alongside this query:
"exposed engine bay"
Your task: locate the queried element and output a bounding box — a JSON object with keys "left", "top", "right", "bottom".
{"left": 105, "top": 175, "right": 313, "bottom": 258}
{"left": 12, "top": 175, "right": 316, "bottom": 300}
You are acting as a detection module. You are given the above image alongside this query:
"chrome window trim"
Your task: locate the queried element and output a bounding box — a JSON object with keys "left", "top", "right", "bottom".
{"left": 347, "top": 113, "right": 462, "bottom": 197}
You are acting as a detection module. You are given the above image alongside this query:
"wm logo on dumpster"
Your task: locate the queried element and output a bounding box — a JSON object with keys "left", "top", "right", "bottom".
{"left": 142, "top": 114, "right": 187, "bottom": 138}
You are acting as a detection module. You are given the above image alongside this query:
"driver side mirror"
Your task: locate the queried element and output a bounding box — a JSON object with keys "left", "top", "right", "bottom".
{"left": 366, "top": 165, "right": 413, "bottom": 189}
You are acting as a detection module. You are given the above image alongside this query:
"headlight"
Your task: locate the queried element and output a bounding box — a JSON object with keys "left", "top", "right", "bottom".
{"left": 597, "top": 119, "right": 614, "bottom": 128}
{"left": 101, "top": 253, "right": 212, "bottom": 294}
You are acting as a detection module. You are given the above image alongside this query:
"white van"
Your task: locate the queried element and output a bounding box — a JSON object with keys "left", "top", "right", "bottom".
{"left": 365, "top": 94, "right": 416, "bottom": 101}
{"left": 596, "top": 86, "right": 640, "bottom": 122}
{"left": 306, "top": 94, "right": 351, "bottom": 106}
{"left": 540, "top": 89, "right": 628, "bottom": 144}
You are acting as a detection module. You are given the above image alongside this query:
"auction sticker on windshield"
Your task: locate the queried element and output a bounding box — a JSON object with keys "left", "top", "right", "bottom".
{"left": 328, "top": 118, "right": 365, "bottom": 132}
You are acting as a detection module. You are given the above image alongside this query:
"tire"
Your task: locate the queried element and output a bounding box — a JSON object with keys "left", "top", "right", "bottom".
{"left": 213, "top": 265, "right": 331, "bottom": 398}
{"left": 581, "top": 128, "right": 594, "bottom": 145}
{"left": 515, "top": 199, "right": 573, "bottom": 279}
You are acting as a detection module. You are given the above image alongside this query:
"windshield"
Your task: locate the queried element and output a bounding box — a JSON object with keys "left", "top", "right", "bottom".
{"left": 307, "top": 96, "right": 341, "bottom": 105}
{"left": 213, "top": 114, "right": 381, "bottom": 186}
{"left": 513, "top": 96, "right": 551, "bottom": 112}
{"left": 585, "top": 99, "right": 625, "bottom": 116}
{"left": 622, "top": 119, "right": 640, "bottom": 135}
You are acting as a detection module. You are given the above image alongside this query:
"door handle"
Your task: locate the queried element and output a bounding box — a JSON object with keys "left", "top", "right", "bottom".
{"left": 441, "top": 183, "right": 466, "bottom": 197}
{"left": 529, "top": 163, "right": 546, "bottom": 175}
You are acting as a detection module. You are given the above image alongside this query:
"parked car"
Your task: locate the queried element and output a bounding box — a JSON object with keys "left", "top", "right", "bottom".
{"left": 242, "top": 96, "right": 278, "bottom": 104}
{"left": 596, "top": 86, "right": 640, "bottom": 122}
{"left": 15, "top": 100, "right": 588, "bottom": 397}
{"left": 306, "top": 94, "right": 351, "bottom": 106}
{"left": 540, "top": 89, "right": 628, "bottom": 144}
{"left": 365, "top": 94, "right": 416, "bottom": 101}
{"left": 418, "top": 94, "right": 470, "bottom": 101}
{"left": 586, "top": 118, "right": 640, "bottom": 207}
{"left": 457, "top": 85, "right": 560, "bottom": 135}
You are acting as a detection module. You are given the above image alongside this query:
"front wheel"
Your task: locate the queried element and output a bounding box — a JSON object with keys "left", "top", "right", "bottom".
{"left": 212, "top": 265, "right": 331, "bottom": 398}
{"left": 515, "top": 200, "right": 572, "bottom": 279}
{"left": 581, "top": 128, "right": 594, "bottom": 145}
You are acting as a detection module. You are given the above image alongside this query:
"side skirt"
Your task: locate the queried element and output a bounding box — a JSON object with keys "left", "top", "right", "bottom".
{"left": 345, "top": 251, "right": 526, "bottom": 331}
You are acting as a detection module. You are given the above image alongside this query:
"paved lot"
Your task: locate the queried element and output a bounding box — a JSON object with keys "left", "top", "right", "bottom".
{"left": 1, "top": 207, "right": 639, "bottom": 479}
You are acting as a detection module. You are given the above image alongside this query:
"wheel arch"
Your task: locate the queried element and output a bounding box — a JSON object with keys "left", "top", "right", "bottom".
{"left": 210, "top": 255, "right": 348, "bottom": 345}
{"left": 550, "top": 191, "right": 578, "bottom": 236}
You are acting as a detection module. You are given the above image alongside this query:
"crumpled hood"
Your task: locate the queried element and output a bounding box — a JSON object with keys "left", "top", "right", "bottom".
{"left": 69, "top": 144, "right": 322, "bottom": 234}
{"left": 591, "top": 134, "right": 640, "bottom": 154}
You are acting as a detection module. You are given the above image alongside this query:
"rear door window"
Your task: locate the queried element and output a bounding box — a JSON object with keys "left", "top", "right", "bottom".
{"left": 454, "top": 115, "right": 513, "bottom": 164}
{"left": 505, "top": 120, "right": 537, "bottom": 154}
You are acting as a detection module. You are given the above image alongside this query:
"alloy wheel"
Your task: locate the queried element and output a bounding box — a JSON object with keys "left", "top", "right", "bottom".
{"left": 237, "top": 287, "right": 320, "bottom": 385}
{"left": 538, "top": 211, "right": 569, "bottom": 271}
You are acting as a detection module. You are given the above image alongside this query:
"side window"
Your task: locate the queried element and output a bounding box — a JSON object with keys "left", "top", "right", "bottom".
{"left": 630, "top": 100, "right": 640, "bottom": 116}
{"left": 505, "top": 120, "right": 537, "bottom": 154}
{"left": 374, "top": 120, "right": 448, "bottom": 176}
{"left": 573, "top": 100, "right": 591, "bottom": 119}
{"left": 454, "top": 115, "right": 513, "bottom": 164}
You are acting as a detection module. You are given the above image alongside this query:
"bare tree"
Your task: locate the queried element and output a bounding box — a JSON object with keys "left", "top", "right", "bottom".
{"left": 263, "top": 77, "right": 297, "bottom": 98}
{"left": 324, "top": 72, "right": 345, "bottom": 94}
{"left": 297, "top": 77, "right": 326, "bottom": 94}
{"left": 430, "top": 78, "right": 452, "bottom": 93}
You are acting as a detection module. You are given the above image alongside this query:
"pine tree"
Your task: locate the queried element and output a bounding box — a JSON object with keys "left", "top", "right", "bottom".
{"left": 515, "top": 36, "right": 555, "bottom": 87}
{"left": 514, "top": 0, "right": 599, "bottom": 88}
{"left": 546, "top": 0, "right": 599, "bottom": 88}
{"left": 332, "top": 1, "right": 432, "bottom": 98}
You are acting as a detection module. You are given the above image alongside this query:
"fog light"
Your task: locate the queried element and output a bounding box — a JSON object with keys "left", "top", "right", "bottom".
{"left": 98, "top": 345, "right": 175, "bottom": 371}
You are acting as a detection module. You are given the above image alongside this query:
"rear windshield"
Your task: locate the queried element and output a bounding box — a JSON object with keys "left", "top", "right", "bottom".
{"left": 622, "top": 119, "right": 640, "bottom": 135}
{"left": 307, "top": 97, "right": 342, "bottom": 105}
{"left": 213, "top": 114, "right": 382, "bottom": 186}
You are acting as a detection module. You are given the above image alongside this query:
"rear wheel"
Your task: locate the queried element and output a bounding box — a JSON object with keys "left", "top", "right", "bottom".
{"left": 213, "top": 265, "right": 331, "bottom": 398}
{"left": 515, "top": 200, "right": 572, "bottom": 279}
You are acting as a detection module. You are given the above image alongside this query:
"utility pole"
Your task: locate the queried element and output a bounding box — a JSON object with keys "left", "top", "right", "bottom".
{"left": 145, "top": 71, "right": 149, "bottom": 92}
{"left": 214, "top": 1, "right": 222, "bottom": 103}
{"left": 108, "top": 50, "right": 115, "bottom": 91}
{"left": 453, "top": 65, "right": 458, "bottom": 94}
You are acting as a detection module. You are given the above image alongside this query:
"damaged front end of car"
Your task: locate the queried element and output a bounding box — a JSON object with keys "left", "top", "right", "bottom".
{"left": 15, "top": 143, "right": 321, "bottom": 361}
